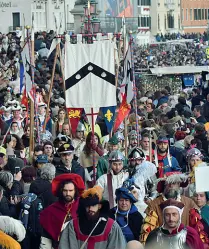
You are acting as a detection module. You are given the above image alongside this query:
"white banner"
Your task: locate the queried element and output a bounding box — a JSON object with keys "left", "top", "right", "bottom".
{"left": 21, "top": 43, "right": 32, "bottom": 94}
{"left": 65, "top": 40, "right": 116, "bottom": 109}
{"left": 120, "top": 45, "right": 134, "bottom": 104}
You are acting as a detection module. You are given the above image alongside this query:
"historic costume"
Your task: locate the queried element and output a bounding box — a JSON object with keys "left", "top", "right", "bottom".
{"left": 39, "top": 174, "right": 85, "bottom": 249}
{"left": 97, "top": 150, "right": 128, "bottom": 208}
{"left": 145, "top": 199, "right": 204, "bottom": 249}
{"left": 59, "top": 186, "right": 126, "bottom": 249}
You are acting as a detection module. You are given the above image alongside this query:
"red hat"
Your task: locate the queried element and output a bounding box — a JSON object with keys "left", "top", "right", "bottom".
{"left": 52, "top": 173, "right": 85, "bottom": 197}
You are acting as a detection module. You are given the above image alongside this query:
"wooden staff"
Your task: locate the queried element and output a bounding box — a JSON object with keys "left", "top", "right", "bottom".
{"left": 28, "top": 25, "right": 35, "bottom": 155}
{"left": 57, "top": 42, "right": 73, "bottom": 140}
{"left": 42, "top": 44, "right": 59, "bottom": 133}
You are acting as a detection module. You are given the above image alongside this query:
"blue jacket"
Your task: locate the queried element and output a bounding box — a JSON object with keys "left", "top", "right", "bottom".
{"left": 161, "top": 156, "right": 181, "bottom": 174}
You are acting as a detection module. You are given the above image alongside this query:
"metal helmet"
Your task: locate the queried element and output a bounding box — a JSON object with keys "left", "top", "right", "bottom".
{"left": 115, "top": 132, "right": 125, "bottom": 141}
{"left": 128, "top": 147, "right": 145, "bottom": 160}
{"left": 109, "top": 150, "right": 124, "bottom": 162}
{"left": 128, "top": 130, "right": 138, "bottom": 140}
{"left": 76, "top": 122, "right": 85, "bottom": 132}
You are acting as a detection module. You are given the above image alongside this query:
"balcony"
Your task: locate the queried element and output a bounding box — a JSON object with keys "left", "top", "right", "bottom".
{"left": 9, "top": 26, "right": 23, "bottom": 32}
{"left": 138, "top": 6, "right": 150, "bottom": 16}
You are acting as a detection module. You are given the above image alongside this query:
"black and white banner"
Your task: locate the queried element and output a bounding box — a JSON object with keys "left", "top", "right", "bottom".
{"left": 65, "top": 40, "right": 116, "bottom": 109}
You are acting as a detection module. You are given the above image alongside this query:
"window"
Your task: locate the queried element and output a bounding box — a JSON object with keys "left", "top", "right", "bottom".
{"left": 202, "top": 9, "right": 204, "bottom": 20}
{"left": 205, "top": 9, "right": 207, "bottom": 20}
{"left": 182, "top": 8, "right": 184, "bottom": 21}
{"left": 194, "top": 9, "right": 197, "bottom": 20}
{"left": 186, "top": 8, "right": 188, "bottom": 20}
{"left": 138, "top": 16, "right": 151, "bottom": 27}
{"left": 167, "top": 13, "right": 174, "bottom": 29}
{"left": 198, "top": 9, "right": 201, "bottom": 20}
{"left": 138, "top": 0, "right": 151, "bottom": 5}
{"left": 190, "top": 9, "right": 193, "bottom": 20}
{"left": 158, "top": 14, "right": 160, "bottom": 30}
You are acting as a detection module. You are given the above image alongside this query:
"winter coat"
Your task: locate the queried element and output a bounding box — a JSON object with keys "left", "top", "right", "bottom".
{"left": 29, "top": 178, "right": 57, "bottom": 208}
{"left": 55, "top": 159, "right": 85, "bottom": 182}
{"left": 4, "top": 157, "right": 24, "bottom": 175}
{"left": 203, "top": 102, "right": 209, "bottom": 122}
{"left": 0, "top": 196, "right": 17, "bottom": 218}
{"left": 194, "top": 133, "right": 209, "bottom": 155}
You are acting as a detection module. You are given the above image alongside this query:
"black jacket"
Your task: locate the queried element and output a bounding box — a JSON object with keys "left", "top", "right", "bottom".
{"left": 55, "top": 159, "right": 85, "bottom": 182}
{"left": 0, "top": 195, "right": 17, "bottom": 218}
{"left": 194, "top": 133, "right": 209, "bottom": 155}
{"left": 29, "top": 178, "right": 57, "bottom": 208}
{"left": 203, "top": 102, "right": 209, "bottom": 122}
{"left": 4, "top": 157, "right": 24, "bottom": 175}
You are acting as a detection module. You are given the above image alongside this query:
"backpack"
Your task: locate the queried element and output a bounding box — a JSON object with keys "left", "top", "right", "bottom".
{"left": 27, "top": 193, "right": 45, "bottom": 236}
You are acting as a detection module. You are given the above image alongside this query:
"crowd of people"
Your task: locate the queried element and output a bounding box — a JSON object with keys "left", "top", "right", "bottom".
{"left": 0, "top": 29, "right": 209, "bottom": 249}
{"left": 134, "top": 32, "right": 209, "bottom": 70}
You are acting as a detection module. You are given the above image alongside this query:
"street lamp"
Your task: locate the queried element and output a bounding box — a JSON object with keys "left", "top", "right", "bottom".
{"left": 92, "top": 17, "right": 100, "bottom": 33}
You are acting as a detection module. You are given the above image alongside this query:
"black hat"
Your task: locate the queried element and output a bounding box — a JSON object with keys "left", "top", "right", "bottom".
{"left": 57, "top": 143, "right": 74, "bottom": 154}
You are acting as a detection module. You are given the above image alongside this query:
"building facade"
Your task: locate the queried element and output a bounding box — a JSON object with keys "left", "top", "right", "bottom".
{"left": 0, "top": 0, "right": 32, "bottom": 34}
{"left": 137, "top": 0, "right": 151, "bottom": 31}
{"left": 0, "top": 0, "right": 75, "bottom": 34}
{"left": 181, "top": 0, "right": 209, "bottom": 33}
{"left": 150, "top": 0, "right": 181, "bottom": 35}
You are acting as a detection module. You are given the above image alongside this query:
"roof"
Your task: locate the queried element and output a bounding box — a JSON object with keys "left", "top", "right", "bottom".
{"left": 150, "top": 66, "right": 209, "bottom": 75}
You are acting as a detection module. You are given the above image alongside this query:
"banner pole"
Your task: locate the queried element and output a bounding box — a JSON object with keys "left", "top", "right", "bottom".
{"left": 130, "top": 33, "right": 139, "bottom": 146}
{"left": 43, "top": 45, "right": 59, "bottom": 133}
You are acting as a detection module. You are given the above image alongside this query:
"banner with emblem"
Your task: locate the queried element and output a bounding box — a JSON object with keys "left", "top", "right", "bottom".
{"left": 67, "top": 108, "right": 83, "bottom": 134}
{"left": 101, "top": 106, "right": 116, "bottom": 133}
{"left": 113, "top": 96, "right": 131, "bottom": 132}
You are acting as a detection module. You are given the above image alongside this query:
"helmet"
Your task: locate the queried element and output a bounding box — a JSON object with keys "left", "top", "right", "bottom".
{"left": 76, "top": 122, "right": 85, "bottom": 132}
{"left": 109, "top": 150, "right": 124, "bottom": 162}
{"left": 128, "top": 147, "right": 145, "bottom": 160}
{"left": 115, "top": 132, "right": 124, "bottom": 141}
{"left": 128, "top": 130, "right": 138, "bottom": 140}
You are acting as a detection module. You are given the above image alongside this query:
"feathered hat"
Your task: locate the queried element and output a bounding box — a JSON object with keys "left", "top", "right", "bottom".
{"left": 0, "top": 230, "right": 21, "bottom": 249}
{"left": 80, "top": 186, "right": 103, "bottom": 207}
{"left": 157, "top": 172, "right": 188, "bottom": 193}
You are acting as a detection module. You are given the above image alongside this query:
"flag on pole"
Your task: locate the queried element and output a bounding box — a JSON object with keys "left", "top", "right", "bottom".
{"left": 119, "top": 45, "right": 134, "bottom": 104}
{"left": 85, "top": 107, "right": 100, "bottom": 131}
{"left": 65, "top": 40, "right": 116, "bottom": 109}
{"left": 101, "top": 106, "right": 116, "bottom": 133}
{"left": 114, "top": 96, "right": 131, "bottom": 132}
{"left": 21, "top": 43, "right": 33, "bottom": 95}
{"left": 19, "top": 55, "right": 24, "bottom": 94}
{"left": 67, "top": 108, "right": 83, "bottom": 134}
{"left": 21, "top": 88, "right": 28, "bottom": 107}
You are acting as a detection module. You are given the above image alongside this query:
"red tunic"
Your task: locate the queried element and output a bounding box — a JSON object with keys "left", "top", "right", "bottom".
{"left": 73, "top": 218, "right": 114, "bottom": 249}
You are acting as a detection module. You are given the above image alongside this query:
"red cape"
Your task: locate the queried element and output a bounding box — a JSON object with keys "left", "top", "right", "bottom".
{"left": 40, "top": 199, "right": 79, "bottom": 242}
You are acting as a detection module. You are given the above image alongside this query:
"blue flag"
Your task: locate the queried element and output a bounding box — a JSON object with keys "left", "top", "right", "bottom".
{"left": 101, "top": 106, "right": 116, "bottom": 133}
{"left": 19, "top": 55, "right": 24, "bottom": 94}
{"left": 182, "top": 74, "right": 194, "bottom": 87}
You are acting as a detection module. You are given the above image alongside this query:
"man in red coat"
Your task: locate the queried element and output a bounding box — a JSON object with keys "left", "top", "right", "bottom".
{"left": 39, "top": 173, "right": 85, "bottom": 249}
{"left": 145, "top": 199, "right": 204, "bottom": 249}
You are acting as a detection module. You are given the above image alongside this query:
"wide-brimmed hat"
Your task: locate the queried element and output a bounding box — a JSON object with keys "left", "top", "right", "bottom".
{"left": 52, "top": 173, "right": 85, "bottom": 197}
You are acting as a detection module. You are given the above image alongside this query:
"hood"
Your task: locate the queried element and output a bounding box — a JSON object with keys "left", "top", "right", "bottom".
{"left": 29, "top": 177, "right": 51, "bottom": 196}
{"left": 174, "top": 140, "right": 185, "bottom": 150}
